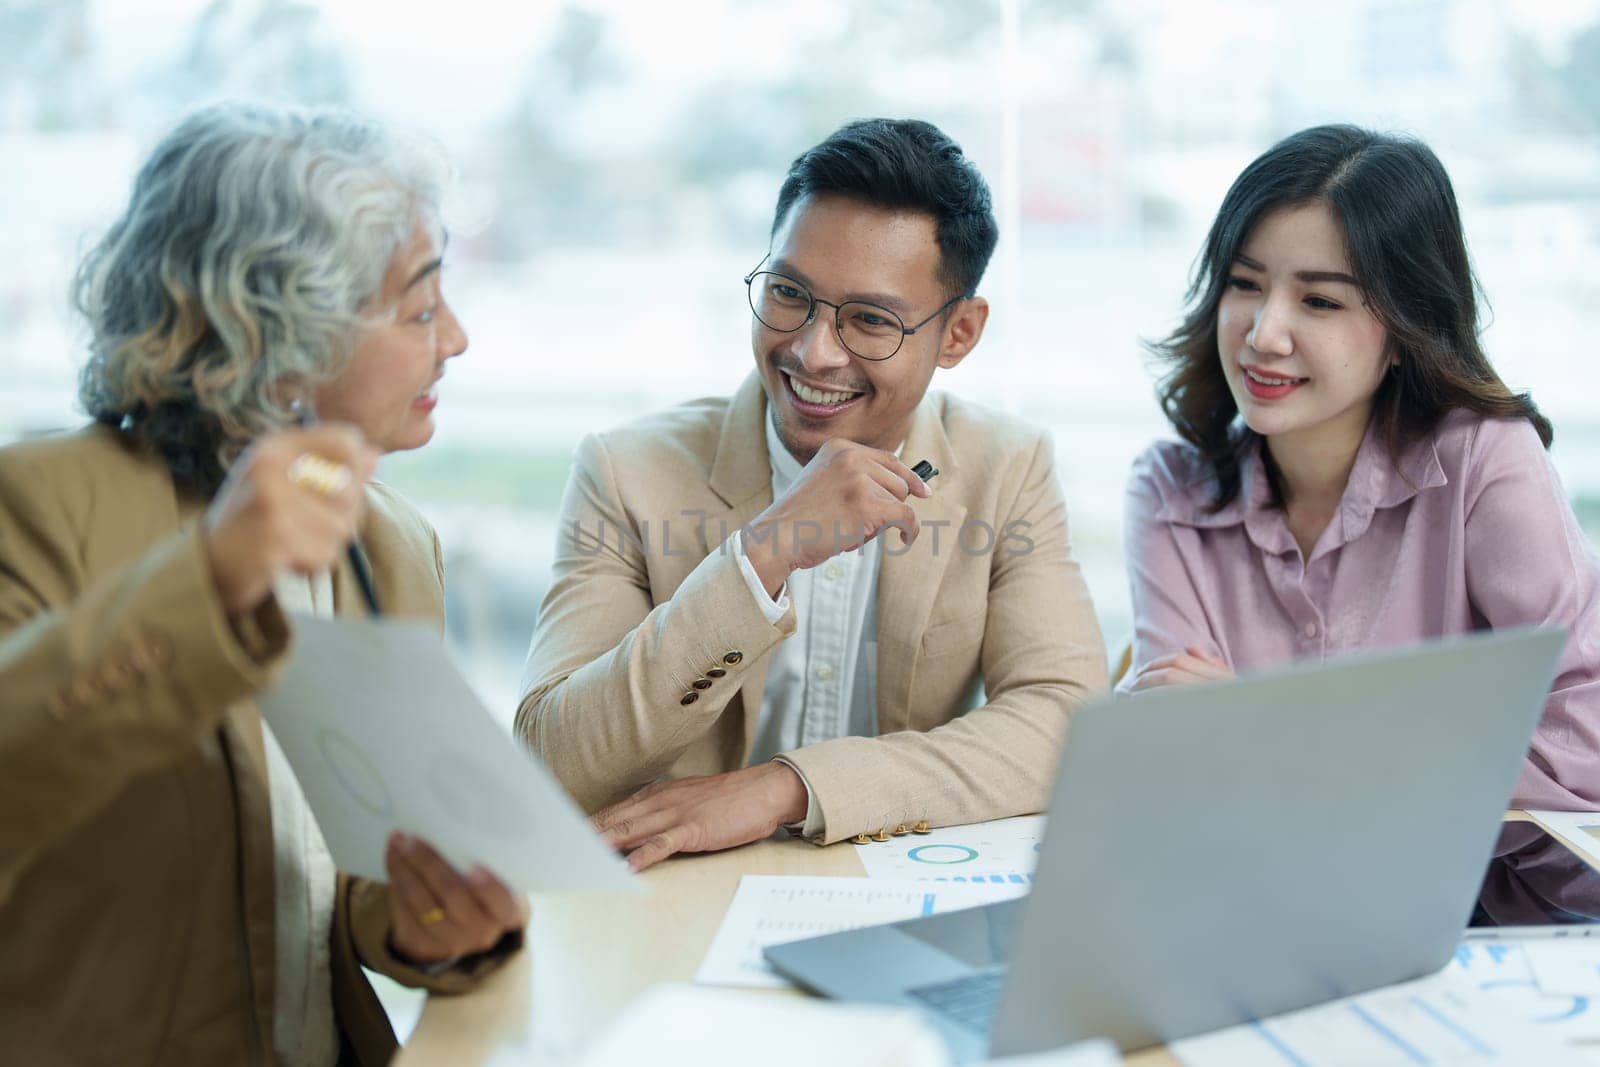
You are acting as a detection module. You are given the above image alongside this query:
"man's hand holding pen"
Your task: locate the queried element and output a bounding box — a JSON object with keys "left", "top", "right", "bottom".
{"left": 595, "top": 441, "right": 940, "bottom": 872}
{"left": 742, "top": 438, "right": 935, "bottom": 598}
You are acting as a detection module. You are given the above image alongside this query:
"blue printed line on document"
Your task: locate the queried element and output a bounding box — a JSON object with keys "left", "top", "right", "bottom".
{"left": 1347, "top": 1003, "right": 1429, "bottom": 1065}
{"left": 1410, "top": 995, "right": 1493, "bottom": 1056}
{"left": 1247, "top": 1020, "right": 1310, "bottom": 1067}
{"left": 921, "top": 893, "right": 936, "bottom": 916}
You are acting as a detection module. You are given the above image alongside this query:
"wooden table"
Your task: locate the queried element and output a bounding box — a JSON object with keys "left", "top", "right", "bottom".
{"left": 396, "top": 835, "right": 1178, "bottom": 1065}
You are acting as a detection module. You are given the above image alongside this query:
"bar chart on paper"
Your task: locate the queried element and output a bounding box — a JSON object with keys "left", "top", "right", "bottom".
{"left": 854, "top": 815, "right": 1044, "bottom": 884}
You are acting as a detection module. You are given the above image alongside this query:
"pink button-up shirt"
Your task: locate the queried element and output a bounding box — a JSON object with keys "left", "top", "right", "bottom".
{"left": 1120, "top": 409, "right": 1600, "bottom": 814}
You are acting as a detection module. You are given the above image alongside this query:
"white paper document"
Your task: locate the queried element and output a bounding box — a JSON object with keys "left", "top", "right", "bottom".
{"left": 697, "top": 875, "right": 1029, "bottom": 989}
{"left": 854, "top": 815, "right": 1045, "bottom": 884}
{"left": 1525, "top": 810, "right": 1600, "bottom": 872}
{"left": 258, "top": 615, "right": 634, "bottom": 895}
{"left": 1170, "top": 971, "right": 1585, "bottom": 1066}
{"left": 569, "top": 984, "right": 953, "bottom": 1067}
{"left": 1447, "top": 940, "right": 1600, "bottom": 1041}
{"left": 1522, "top": 938, "right": 1600, "bottom": 997}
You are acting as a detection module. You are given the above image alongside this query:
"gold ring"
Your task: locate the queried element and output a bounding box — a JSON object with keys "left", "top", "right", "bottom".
{"left": 418, "top": 906, "right": 446, "bottom": 927}
{"left": 287, "top": 453, "right": 352, "bottom": 497}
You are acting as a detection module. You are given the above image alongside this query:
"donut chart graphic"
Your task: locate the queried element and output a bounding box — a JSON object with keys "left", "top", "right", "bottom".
{"left": 317, "top": 727, "right": 394, "bottom": 818}
{"left": 907, "top": 844, "right": 979, "bottom": 865}
{"left": 855, "top": 814, "right": 1043, "bottom": 883}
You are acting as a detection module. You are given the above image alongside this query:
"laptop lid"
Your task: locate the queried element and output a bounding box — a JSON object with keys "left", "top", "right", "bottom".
{"left": 989, "top": 626, "right": 1567, "bottom": 1055}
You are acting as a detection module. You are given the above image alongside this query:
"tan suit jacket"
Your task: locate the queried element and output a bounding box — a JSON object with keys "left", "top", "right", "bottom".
{"left": 518, "top": 374, "right": 1108, "bottom": 843}
{"left": 0, "top": 426, "right": 509, "bottom": 1066}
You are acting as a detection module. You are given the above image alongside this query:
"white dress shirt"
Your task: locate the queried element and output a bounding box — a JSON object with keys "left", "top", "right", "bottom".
{"left": 263, "top": 571, "right": 340, "bottom": 1067}
{"left": 732, "top": 414, "right": 890, "bottom": 836}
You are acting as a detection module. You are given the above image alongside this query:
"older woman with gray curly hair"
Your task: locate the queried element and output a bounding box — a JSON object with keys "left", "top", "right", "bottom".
{"left": 0, "top": 102, "right": 524, "bottom": 1065}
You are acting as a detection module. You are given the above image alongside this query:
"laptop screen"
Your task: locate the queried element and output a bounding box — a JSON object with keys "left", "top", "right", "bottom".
{"left": 1471, "top": 822, "right": 1600, "bottom": 928}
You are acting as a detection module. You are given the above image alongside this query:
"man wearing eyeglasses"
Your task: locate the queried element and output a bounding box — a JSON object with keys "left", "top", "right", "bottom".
{"left": 518, "top": 119, "right": 1107, "bottom": 870}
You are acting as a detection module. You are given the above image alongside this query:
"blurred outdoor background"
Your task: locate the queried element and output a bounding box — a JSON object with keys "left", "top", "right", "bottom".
{"left": 4, "top": 0, "right": 1599, "bottom": 719}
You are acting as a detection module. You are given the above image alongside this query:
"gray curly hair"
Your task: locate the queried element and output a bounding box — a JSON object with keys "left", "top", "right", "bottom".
{"left": 75, "top": 101, "right": 449, "bottom": 491}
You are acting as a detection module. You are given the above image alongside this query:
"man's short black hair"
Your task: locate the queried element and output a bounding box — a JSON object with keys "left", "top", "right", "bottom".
{"left": 771, "top": 118, "right": 999, "bottom": 300}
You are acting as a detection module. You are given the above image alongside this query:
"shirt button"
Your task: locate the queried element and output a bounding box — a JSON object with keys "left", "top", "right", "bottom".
{"left": 823, "top": 563, "right": 844, "bottom": 581}
{"left": 815, "top": 664, "right": 835, "bottom": 681}
{"left": 1304, "top": 621, "right": 1319, "bottom": 638}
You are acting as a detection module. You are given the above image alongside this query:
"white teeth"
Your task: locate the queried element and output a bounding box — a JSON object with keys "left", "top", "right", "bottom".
{"left": 1246, "top": 368, "right": 1301, "bottom": 386}
{"left": 789, "top": 374, "right": 861, "bottom": 407}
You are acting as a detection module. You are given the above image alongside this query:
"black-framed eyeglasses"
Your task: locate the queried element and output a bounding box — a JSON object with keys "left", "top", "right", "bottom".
{"left": 742, "top": 254, "right": 967, "bottom": 362}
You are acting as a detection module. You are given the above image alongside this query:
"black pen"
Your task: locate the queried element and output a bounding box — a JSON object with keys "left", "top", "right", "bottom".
{"left": 345, "top": 540, "right": 382, "bottom": 618}
{"left": 293, "top": 406, "right": 383, "bottom": 617}
{"left": 911, "top": 459, "right": 939, "bottom": 484}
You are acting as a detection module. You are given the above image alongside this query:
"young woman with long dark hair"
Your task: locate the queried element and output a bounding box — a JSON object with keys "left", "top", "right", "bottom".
{"left": 1121, "top": 125, "right": 1600, "bottom": 821}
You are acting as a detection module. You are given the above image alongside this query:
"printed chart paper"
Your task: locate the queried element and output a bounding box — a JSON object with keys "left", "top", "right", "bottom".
{"left": 854, "top": 815, "right": 1045, "bottom": 884}
{"left": 1447, "top": 940, "right": 1600, "bottom": 1042}
{"left": 697, "top": 875, "right": 1028, "bottom": 989}
{"left": 1521, "top": 939, "right": 1600, "bottom": 997}
{"left": 259, "top": 615, "right": 635, "bottom": 895}
{"left": 1171, "top": 971, "right": 1584, "bottom": 1066}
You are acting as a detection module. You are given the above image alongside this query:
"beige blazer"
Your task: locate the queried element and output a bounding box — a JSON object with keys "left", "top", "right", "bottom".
{"left": 518, "top": 374, "right": 1108, "bottom": 844}
{"left": 0, "top": 426, "right": 510, "bottom": 1066}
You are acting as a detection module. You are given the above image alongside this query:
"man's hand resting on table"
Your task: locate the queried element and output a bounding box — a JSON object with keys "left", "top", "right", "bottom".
{"left": 593, "top": 763, "right": 810, "bottom": 872}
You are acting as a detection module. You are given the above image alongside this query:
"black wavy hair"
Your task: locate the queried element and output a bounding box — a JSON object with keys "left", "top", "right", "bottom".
{"left": 772, "top": 118, "right": 999, "bottom": 300}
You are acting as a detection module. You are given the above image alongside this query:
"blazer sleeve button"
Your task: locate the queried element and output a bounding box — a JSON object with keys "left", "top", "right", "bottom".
{"left": 47, "top": 691, "right": 76, "bottom": 720}
{"left": 706, "top": 667, "right": 728, "bottom": 679}
{"left": 98, "top": 661, "right": 135, "bottom": 691}
{"left": 679, "top": 691, "right": 699, "bottom": 706}
{"left": 70, "top": 676, "right": 104, "bottom": 706}
{"left": 722, "top": 651, "right": 743, "bottom": 666}
{"left": 146, "top": 633, "right": 175, "bottom": 668}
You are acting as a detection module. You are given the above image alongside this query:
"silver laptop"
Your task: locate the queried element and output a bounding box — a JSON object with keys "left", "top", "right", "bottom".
{"left": 765, "top": 627, "right": 1568, "bottom": 1060}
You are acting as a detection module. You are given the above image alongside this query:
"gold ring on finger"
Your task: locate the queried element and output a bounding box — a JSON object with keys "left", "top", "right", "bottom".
{"left": 287, "top": 453, "right": 352, "bottom": 498}
{"left": 418, "top": 906, "right": 446, "bottom": 927}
